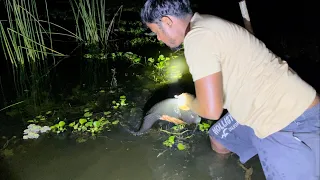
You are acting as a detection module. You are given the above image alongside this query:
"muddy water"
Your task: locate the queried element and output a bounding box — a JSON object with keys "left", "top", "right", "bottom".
{"left": 3, "top": 127, "right": 266, "bottom": 180}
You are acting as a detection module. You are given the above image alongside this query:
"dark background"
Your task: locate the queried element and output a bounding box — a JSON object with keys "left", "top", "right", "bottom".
{"left": 0, "top": 0, "right": 319, "bottom": 111}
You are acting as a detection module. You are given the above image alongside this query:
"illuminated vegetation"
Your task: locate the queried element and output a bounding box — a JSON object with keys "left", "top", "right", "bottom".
{"left": 0, "top": 0, "right": 212, "bottom": 154}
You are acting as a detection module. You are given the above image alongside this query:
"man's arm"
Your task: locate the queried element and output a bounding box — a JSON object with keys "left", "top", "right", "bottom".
{"left": 189, "top": 71, "right": 224, "bottom": 120}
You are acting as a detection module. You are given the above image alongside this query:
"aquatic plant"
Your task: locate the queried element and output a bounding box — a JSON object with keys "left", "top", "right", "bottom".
{"left": 161, "top": 121, "right": 212, "bottom": 151}
{"left": 23, "top": 124, "right": 51, "bottom": 139}
{"left": 69, "top": 0, "right": 123, "bottom": 51}
{"left": 1, "top": 136, "right": 17, "bottom": 157}
{"left": 0, "top": 0, "right": 76, "bottom": 106}
{"left": 112, "top": 95, "right": 127, "bottom": 109}
{"left": 161, "top": 124, "right": 191, "bottom": 150}
{"left": 19, "top": 94, "right": 126, "bottom": 143}
{"left": 198, "top": 122, "right": 211, "bottom": 133}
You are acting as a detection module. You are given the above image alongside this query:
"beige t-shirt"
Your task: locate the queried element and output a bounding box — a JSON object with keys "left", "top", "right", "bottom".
{"left": 184, "top": 12, "right": 316, "bottom": 138}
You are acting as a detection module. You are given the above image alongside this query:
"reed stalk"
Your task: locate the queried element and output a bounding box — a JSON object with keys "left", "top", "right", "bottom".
{"left": 0, "top": 0, "right": 78, "bottom": 106}
{"left": 70, "top": 0, "right": 122, "bottom": 51}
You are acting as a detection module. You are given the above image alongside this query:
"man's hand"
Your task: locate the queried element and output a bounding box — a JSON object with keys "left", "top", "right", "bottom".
{"left": 173, "top": 72, "right": 224, "bottom": 120}
{"left": 160, "top": 115, "right": 186, "bottom": 125}
{"left": 174, "top": 93, "right": 195, "bottom": 111}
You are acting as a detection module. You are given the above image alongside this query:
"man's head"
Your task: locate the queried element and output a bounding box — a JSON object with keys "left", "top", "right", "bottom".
{"left": 141, "top": 0, "right": 193, "bottom": 50}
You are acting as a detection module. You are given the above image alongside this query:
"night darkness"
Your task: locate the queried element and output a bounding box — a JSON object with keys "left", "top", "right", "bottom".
{"left": 0, "top": 0, "right": 319, "bottom": 179}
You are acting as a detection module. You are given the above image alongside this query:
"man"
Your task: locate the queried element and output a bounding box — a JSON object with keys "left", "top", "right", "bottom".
{"left": 140, "top": 0, "right": 320, "bottom": 179}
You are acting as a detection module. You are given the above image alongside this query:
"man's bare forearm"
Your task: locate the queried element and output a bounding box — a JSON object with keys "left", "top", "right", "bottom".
{"left": 189, "top": 98, "right": 221, "bottom": 120}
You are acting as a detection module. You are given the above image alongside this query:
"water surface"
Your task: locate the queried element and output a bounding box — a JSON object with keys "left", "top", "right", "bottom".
{"left": 3, "top": 128, "right": 265, "bottom": 180}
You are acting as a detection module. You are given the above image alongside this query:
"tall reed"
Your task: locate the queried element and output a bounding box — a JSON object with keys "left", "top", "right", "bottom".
{"left": 0, "top": 0, "right": 73, "bottom": 107}
{"left": 70, "top": 0, "right": 123, "bottom": 51}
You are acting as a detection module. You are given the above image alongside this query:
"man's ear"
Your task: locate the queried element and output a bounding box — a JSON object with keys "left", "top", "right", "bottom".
{"left": 161, "top": 16, "right": 173, "bottom": 27}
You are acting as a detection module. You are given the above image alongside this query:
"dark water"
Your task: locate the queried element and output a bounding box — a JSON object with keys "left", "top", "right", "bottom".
{"left": 3, "top": 129, "right": 265, "bottom": 180}
{"left": 0, "top": 1, "right": 319, "bottom": 180}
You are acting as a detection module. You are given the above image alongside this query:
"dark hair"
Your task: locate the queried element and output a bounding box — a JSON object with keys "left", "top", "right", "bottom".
{"left": 141, "top": 0, "right": 193, "bottom": 24}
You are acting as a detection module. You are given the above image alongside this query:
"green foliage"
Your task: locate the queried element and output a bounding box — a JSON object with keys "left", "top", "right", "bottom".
{"left": 162, "top": 135, "right": 187, "bottom": 150}
{"left": 198, "top": 122, "right": 211, "bottom": 133}
{"left": 0, "top": 136, "right": 17, "bottom": 158}
{"left": 163, "top": 135, "right": 175, "bottom": 148}
{"left": 112, "top": 95, "right": 127, "bottom": 109}
{"left": 45, "top": 95, "right": 124, "bottom": 137}
{"left": 150, "top": 54, "right": 181, "bottom": 84}
{"left": 10, "top": 85, "right": 130, "bottom": 143}
{"left": 177, "top": 143, "right": 186, "bottom": 150}
{"left": 130, "top": 37, "right": 162, "bottom": 47}
{"left": 161, "top": 124, "right": 189, "bottom": 151}
{"left": 67, "top": 110, "right": 116, "bottom": 136}
{"left": 50, "top": 121, "right": 67, "bottom": 134}
{"left": 0, "top": 0, "right": 70, "bottom": 101}
{"left": 161, "top": 121, "right": 213, "bottom": 151}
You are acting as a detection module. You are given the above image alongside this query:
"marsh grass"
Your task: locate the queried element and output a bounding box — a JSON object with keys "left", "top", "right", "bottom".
{"left": 70, "top": 0, "right": 123, "bottom": 52}
{"left": 0, "top": 0, "right": 80, "bottom": 108}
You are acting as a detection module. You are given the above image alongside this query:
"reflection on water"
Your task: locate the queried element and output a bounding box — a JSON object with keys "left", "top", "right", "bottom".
{"left": 3, "top": 128, "right": 265, "bottom": 180}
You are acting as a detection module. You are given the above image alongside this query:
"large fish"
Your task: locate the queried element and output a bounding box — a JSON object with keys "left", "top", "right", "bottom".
{"left": 127, "top": 98, "right": 201, "bottom": 136}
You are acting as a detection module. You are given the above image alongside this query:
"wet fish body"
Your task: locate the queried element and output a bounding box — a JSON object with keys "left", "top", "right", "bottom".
{"left": 129, "top": 98, "right": 201, "bottom": 136}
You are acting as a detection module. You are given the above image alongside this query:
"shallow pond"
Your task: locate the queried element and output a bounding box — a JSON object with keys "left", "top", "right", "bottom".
{"left": 2, "top": 127, "right": 266, "bottom": 180}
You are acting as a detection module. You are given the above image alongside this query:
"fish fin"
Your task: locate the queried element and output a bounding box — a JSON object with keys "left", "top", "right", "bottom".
{"left": 160, "top": 115, "right": 186, "bottom": 125}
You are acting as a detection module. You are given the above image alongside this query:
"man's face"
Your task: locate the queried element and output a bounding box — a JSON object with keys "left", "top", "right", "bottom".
{"left": 146, "top": 17, "right": 184, "bottom": 50}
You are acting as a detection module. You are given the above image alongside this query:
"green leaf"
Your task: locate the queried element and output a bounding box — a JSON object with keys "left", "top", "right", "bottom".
{"left": 112, "top": 120, "right": 119, "bottom": 125}
{"left": 58, "top": 121, "right": 65, "bottom": 127}
{"left": 84, "top": 112, "right": 92, "bottom": 117}
{"left": 93, "top": 121, "right": 101, "bottom": 127}
{"left": 81, "top": 126, "right": 87, "bottom": 131}
{"left": 69, "top": 122, "right": 75, "bottom": 127}
{"left": 85, "top": 122, "right": 92, "bottom": 127}
{"left": 103, "top": 111, "right": 111, "bottom": 115}
{"left": 177, "top": 143, "right": 186, "bottom": 150}
{"left": 168, "top": 136, "right": 175, "bottom": 143}
{"left": 79, "top": 118, "right": 87, "bottom": 125}
{"left": 120, "top": 95, "right": 126, "bottom": 99}
{"left": 84, "top": 108, "right": 90, "bottom": 112}
{"left": 27, "top": 119, "right": 35, "bottom": 123}
{"left": 46, "top": 111, "right": 52, "bottom": 115}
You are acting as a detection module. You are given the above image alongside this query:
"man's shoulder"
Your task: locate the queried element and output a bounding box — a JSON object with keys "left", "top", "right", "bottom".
{"left": 191, "top": 13, "right": 234, "bottom": 29}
